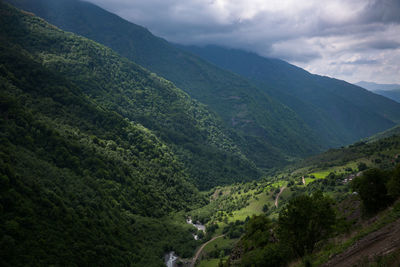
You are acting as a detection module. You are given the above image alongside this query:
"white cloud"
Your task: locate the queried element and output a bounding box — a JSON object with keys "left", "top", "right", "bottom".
{"left": 84, "top": 0, "right": 400, "bottom": 83}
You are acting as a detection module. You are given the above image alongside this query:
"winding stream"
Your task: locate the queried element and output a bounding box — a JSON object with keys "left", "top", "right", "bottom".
{"left": 186, "top": 217, "right": 205, "bottom": 240}
{"left": 165, "top": 252, "right": 177, "bottom": 267}
{"left": 164, "top": 218, "right": 206, "bottom": 266}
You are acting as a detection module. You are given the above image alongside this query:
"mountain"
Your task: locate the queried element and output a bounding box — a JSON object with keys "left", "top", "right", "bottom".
{"left": 5, "top": 0, "right": 323, "bottom": 169}
{"left": 356, "top": 81, "right": 400, "bottom": 91}
{"left": 371, "top": 90, "right": 400, "bottom": 103}
{"left": 356, "top": 81, "right": 400, "bottom": 103}
{"left": 365, "top": 124, "right": 400, "bottom": 143}
{"left": 1, "top": 0, "right": 265, "bottom": 190}
{"left": 180, "top": 45, "right": 400, "bottom": 147}
{"left": 0, "top": 2, "right": 206, "bottom": 265}
{"left": 0, "top": 2, "right": 264, "bottom": 264}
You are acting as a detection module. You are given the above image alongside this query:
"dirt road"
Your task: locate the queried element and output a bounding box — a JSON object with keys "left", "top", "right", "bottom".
{"left": 275, "top": 186, "right": 286, "bottom": 208}
{"left": 190, "top": 235, "right": 224, "bottom": 267}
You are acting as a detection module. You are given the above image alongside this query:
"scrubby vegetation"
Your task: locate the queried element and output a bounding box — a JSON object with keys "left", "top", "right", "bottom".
{"left": 352, "top": 166, "right": 400, "bottom": 215}
{"left": 223, "top": 192, "right": 335, "bottom": 267}
{"left": 193, "top": 135, "right": 400, "bottom": 267}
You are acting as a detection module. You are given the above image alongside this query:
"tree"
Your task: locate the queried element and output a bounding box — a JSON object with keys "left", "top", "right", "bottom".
{"left": 243, "top": 215, "right": 273, "bottom": 248}
{"left": 357, "top": 162, "right": 368, "bottom": 171}
{"left": 197, "top": 230, "right": 204, "bottom": 239}
{"left": 278, "top": 191, "right": 335, "bottom": 257}
{"left": 352, "top": 168, "right": 391, "bottom": 214}
{"left": 262, "top": 204, "right": 269, "bottom": 213}
{"left": 387, "top": 164, "right": 400, "bottom": 199}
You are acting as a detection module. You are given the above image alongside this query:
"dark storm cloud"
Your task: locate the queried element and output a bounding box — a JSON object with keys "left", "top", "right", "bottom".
{"left": 84, "top": 0, "right": 400, "bottom": 83}
{"left": 364, "top": 40, "right": 400, "bottom": 50}
{"left": 361, "top": 0, "right": 400, "bottom": 24}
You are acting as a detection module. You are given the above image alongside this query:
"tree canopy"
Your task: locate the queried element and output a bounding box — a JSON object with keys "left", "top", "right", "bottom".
{"left": 278, "top": 191, "right": 336, "bottom": 257}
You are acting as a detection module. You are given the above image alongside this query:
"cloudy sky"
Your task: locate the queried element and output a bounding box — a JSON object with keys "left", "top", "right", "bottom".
{"left": 84, "top": 0, "right": 400, "bottom": 84}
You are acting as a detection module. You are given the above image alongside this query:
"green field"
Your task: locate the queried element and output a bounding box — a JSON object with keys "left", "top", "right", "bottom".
{"left": 197, "top": 257, "right": 228, "bottom": 267}
{"left": 229, "top": 190, "right": 276, "bottom": 222}
{"left": 202, "top": 237, "right": 238, "bottom": 254}
{"left": 309, "top": 170, "right": 331, "bottom": 179}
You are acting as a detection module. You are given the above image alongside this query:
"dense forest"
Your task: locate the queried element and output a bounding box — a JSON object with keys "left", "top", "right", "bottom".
{"left": 0, "top": 1, "right": 218, "bottom": 265}
{"left": 8, "top": 0, "right": 400, "bottom": 171}
{"left": 5, "top": 0, "right": 323, "bottom": 169}
{"left": 181, "top": 45, "right": 400, "bottom": 147}
{"left": 0, "top": 0, "right": 261, "bottom": 190}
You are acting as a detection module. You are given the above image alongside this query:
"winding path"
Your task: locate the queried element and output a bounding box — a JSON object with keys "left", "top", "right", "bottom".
{"left": 275, "top": 186, "right": 286, "bottom": 208}
{"left": 190, "top": 235, "right": 224, "bottom": 267}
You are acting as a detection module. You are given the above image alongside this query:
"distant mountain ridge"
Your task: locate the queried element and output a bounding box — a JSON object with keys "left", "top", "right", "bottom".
{"left": 180, "top": 45, "right": 400, "bottom": 146}
{"left": 356, "top": 81, "right": 400, "bottom": 103}
{"left": 356, "top": 81, "right": 400, "bottom": 91}
{"left": 370, "top": 90, "right": 400, "bottom": 103}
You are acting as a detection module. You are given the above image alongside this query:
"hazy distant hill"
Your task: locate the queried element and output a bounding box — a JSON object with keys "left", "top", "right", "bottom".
{"left": 371, "top": 90, "right": 400, "bottom": 103}
{"left": 356, "top": 81, "right": 400, "bottom": 103}
{"left": 356, "top": 81, "right": 400, "bottom": 91}
{"left": 5, "top": 0, "right": 322, "bottom": 169}
{"left": 180, "top": 45, "right": 400, "bottom": 146}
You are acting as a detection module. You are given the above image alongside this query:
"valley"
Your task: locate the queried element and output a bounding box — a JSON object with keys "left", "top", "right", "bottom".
{"left": 1, "top": 1, "right": 400, "bottom": 267}
{"left": 180, "top": 134, "right": 400, "bottom": 266}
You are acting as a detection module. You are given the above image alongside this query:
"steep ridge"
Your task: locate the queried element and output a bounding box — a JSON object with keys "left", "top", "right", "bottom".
{"left": 0, "top": 1, "right": 262, "bottom": 189}
{"left": 5, "top": 0, "right": 322, "bottom": 168}
{"left": 0, "top": 5, "right": 206, "bottom": 267}
{"left": 181, "top": 45, "right": 400, "bottom": 147}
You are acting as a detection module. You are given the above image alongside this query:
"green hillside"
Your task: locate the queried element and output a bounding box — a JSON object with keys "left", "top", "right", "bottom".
{"left": 5, "top": 0, "right": 322, "bottom": 168}
{"left": 371, "top": 89, "right": 400, "bottom": 103}
{"left": 0, "top": 68, "right": 199, "bottom": 265}
{"left": 365, "top": 125, "right": 400, "bottom": 143}
{"left": 0, "top": 1, "right": 262, "bottom": 190}
{"left": 0, "top": 1, "right": 259, "bottom": 265}
{"left": 188, "top": 135, "right": 400, "bottom": 267}
{"left": 181, "top": 45, "right": 400, "bottom": 148}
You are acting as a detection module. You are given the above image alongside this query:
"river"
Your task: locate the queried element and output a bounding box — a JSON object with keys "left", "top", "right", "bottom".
{"left": 164, "top": 218, "right": 206, "bottom": 266}
{"left": 186, "top": 217, "right": 206, "bottom": 232}
{"left": 165, "top": 251, "right": 177, "bottom": 267}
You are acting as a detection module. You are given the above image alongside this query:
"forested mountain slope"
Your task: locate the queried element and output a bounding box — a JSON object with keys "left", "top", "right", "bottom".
{"left": 0, "top": 1, "right": 262, "bottom": 190}
{"left": 0, "top": 2, "right": 214, "bottom": 265}
{"left": 369, "top": 89, "right": 400, "bottom": 103}
{"left": 181, "top": 45, "right": 400, "bottom": 147}
{"left": 5, "top": 0, "right": 322, "bottom": 168}
{"left": 355, "top": 82, "right": 400, "bottom": 104}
